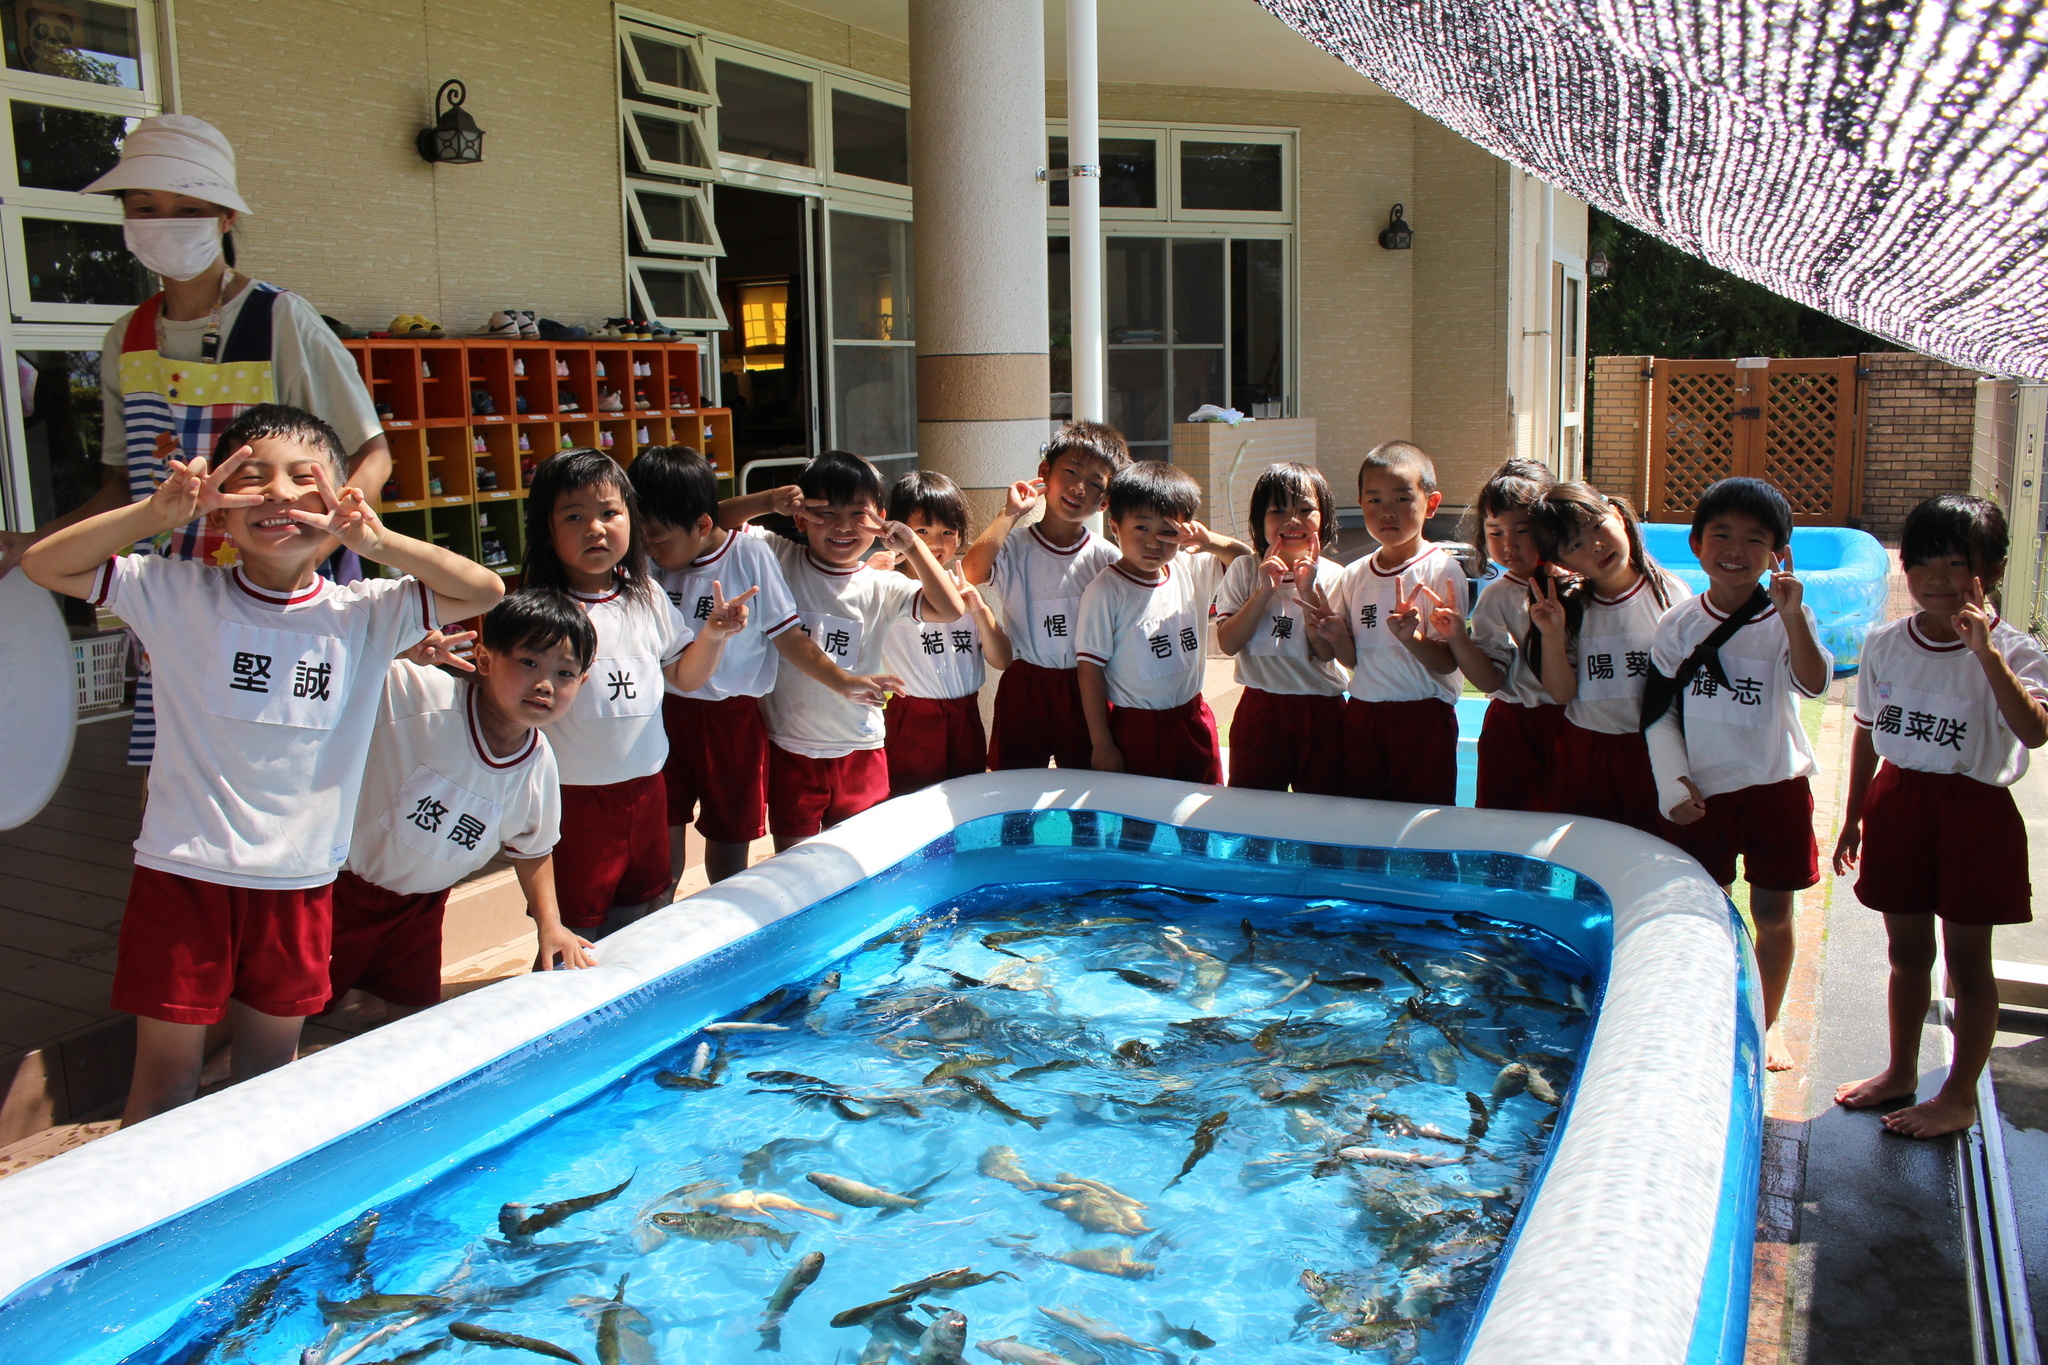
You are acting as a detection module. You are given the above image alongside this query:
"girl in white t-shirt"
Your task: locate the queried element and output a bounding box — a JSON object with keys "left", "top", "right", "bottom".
{"left": 1527, "top": 482, "right": 1689, "bottom": 832}
{"left": 879, "top": 471, "right": 1012, "bottom": 796}
{"left": 521, "top": 450, "right": 754, "bottom": 934}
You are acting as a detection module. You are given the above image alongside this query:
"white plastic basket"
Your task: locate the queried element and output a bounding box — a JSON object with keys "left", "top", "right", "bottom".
{"left": 72, "top": 632, "right": 129, "bottom": 713}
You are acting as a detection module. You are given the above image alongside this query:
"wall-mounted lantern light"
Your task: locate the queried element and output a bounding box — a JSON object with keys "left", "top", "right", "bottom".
{"left": 1378, "top": 204, "right": 1414, "bottom": 250}
{"left": 416, "top": 80, "right": 485, "bottom": 165}
{"left": 1589, "top": 250, "right": 1611, "bottom": 278}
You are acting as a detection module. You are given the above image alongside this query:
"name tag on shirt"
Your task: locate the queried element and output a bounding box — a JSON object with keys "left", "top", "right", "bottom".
{"left": 1577, "top": 633, "right": 1654, "bottom": 701}
{"left": 910, "top": 621, "right": 982, "bottom": 692}
{"left": 1245, "top": 588, "right": 1307, "bottom": 657}
{"left": 1682, "top": 647, "right": 1776, "bottom": 729}
{"left": 583, "top": 654, "right": 662, "bottom": 718}
{"left": 203, "top": 621, "right": 350, "bottom": 730}
{"left": 1033, "top": 595, "right": 1081, "bottom": 651}
{"left": 1870, "top": 680, "right": 1977, "bottom": 765}
{"left": 383, "top": 764, "right": 504, "bottom": 865}
{"left": 796, "top": 611, "right": 863, "bottom": 666}
{"left": 1134, "top": 608, "right": 1206, "bottom": 680}
{"left": 665, "top": 581, "right": 719, "bottom": 626}
{"left": 1352, "top": 598, "right": 1397, "bottom": 652}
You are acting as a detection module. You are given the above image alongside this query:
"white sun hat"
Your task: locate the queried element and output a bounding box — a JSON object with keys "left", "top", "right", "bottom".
{"left": 80, "top": 114, "right": 251, "bottom": 214}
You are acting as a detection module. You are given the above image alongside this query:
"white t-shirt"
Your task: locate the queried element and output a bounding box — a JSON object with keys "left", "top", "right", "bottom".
{"left": 653, "top": 531, "right": 801, "bottom": 701}
{"left": 1331, "top": 544, "right": 1466, "bottom": 705}
{"left": 1644, "top": 596, "right": 1832, "bottom": 808}
{"left": 1853, "top": 613, "right": 2048, "bottom": 787}
{"left": 345, "top": 662, "right": 560, "bottom": 896}
{"left": 985, "top": 523, "right": 1121, "bottom": 670}
{"left": 546, "top": 584, "right": 694, "bottom": 787}
{"left": 1214, "top": 554, "right": 1349, "bottom": 697}
{"left": 759, "top": 531, "right": 922, "bottom": 758}
{"left": 1075, "top": 553, "right": 1226, "bottom": 711}
{"left": 1469, "top": 572, "right": 1552, "bottom": 708}
{"left": 88, "top": 554, "right": 435, "bottom": 890}
{"left": 881, "top": 593, "right": 987, "bottom": 701}
{"left": 1562, "top": 571, "right": 1691, "bottom": 734}
{"left": 100, "top": 286, "right": 384, "bottom": 463}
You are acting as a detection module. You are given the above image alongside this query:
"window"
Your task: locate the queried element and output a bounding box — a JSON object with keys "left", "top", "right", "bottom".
{"left": 1, "top": 0, "right": 147, "bottom": 91}
{"left": 627, "top": 183, "right": 722, "bottom": 258}
{"left": 717, "top": 60, "right": 810, "bottom": 167}
{"left": 1047, "top": 135, "right": 1158, "bottom": 210}
{"left": 619, "top": 19, "right": 726, "bottom": 331}
{"left": 10, "top": 99, "right": 132, "bottom": 191}
{"left": 831, "top": 87, "right": 908, "bottom": 186}
{"left": 829, "top": 211, "right": 914, "bottom": 459}
{"left": 1180, "top": 140, "right": 1283, "bottom": 213}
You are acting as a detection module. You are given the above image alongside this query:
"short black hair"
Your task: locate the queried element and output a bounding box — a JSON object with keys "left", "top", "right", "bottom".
{"left": 1248, "top": 462, "right": 1337, "bottom": 556}
{"left": 1691, "top": 477, "right": 1793, "bottom": 548}
{"left": 1359, "top": 440, "right": 1437, "bottom": 495}
{"left": 800, "top": 449, "right": 885, "bottom": 510}
{"left": 212, "top": 403, "right": 346, "bottom": 472}
{"left": 1901, "top": 493, "right": 2008, "bottom": 575}
{"left": 521, "top": 449, "right": 656, "bottom": 604}
{"left": 1044, "top": 420, "right": 1132, "bottom": 478}
{"left": 888, "top": 469, "right": 969, "bottom": 537}
{"left": 1108, "top": 460, "right": 1201, "bottom": 523}
{"left": 480, "top": 587, "right": 598, "bottom": 671}
{"left": 628, "top": 445, "right": 719, "bottom": 530}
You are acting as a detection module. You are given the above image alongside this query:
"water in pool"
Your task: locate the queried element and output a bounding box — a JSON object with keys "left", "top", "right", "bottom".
{"left": 136, "top": 880, "right": 1593, "bottom": 1365}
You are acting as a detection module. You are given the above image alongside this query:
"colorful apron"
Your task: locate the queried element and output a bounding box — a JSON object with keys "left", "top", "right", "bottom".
{"left": 120, "top": 282, "right": 281, "bottom": 763}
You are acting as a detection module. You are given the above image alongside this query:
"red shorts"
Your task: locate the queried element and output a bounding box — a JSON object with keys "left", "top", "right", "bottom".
{"left": 1110, "top": 695, "right": 1223, "bottom": 785}
{"left": 1665, "top": 777, "right": 1819, "bottom": 890}
{"left": 1550, "top": 720, "right": 1661, "bottom": 833}
{"left": 1228, "top": 687, "right": 1345, "bottom": 795}
{"left": 884, "top": 693, "right": 988, "bottom": 796}
{"left": 113, "top": 866, "right": 334, "bottom": 1025}
{"left": 989, "top": 660, "right": 1092, "bottom": 770}
{"left": 1855, "top": 763, "right": 2031, "bottom": 924}
{"left": 1477, "top": 701, "right": 1562, "bottom": 812}
{"left": 769, "top": 745, "right": 892, "bottom": 839}
{"left": 1342, "top": 697, "right": 1458, "bottom": 805}
{"left": 662, "top": 693, "right": 769, "bottom": 844}
{"left": 326, "top": 869, "right": 448, "bottom": 1009}
{"left": 553, "top": 773, "right": 671, "bottom": 928}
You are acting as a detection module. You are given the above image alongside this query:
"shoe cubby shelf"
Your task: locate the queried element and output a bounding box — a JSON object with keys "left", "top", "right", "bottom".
{"left": 343, "top": 339, "right": 736, "bottom": 578}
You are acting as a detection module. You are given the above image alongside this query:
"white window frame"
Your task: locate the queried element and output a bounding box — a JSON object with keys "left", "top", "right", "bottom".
{"left": 628, "top": 258, "right": 726, "bottom": 333}
{"left": 619, "top": 26, "right": 716, "bottom": 110}
{"left": 0, "top": 0, "right": 162, "bottom": 116}
{"left": 0, "top": 85, "right": 145, "bottom": 210}
{"left": 625, "top": 181, "right": 724, "bottom": 259}
{"left": 1046, "top": 128, "right": 1166, "bottom": 223}
{"left": 1552, "top": 259, "right": 1588, "bottom": 479}
{"left": 704, "top": 43, "right": 826, "bottom": 187}
{"left": 621, "top": 104, "right": 720, "bottom": 182}
{"left": 0, "top": 323, "right": 117, "bottom": 535}
{"left": 823, "top": 75, "right": 912, "bottom": 199}
{"left": 1046, "top": 121, "right": 1296, "bottom": 228}
{"left": 1168, "top": 128, "right": 1293, "bottom": 225}
{"left": 821, "top": 202, "right": 916, "bottom": 457}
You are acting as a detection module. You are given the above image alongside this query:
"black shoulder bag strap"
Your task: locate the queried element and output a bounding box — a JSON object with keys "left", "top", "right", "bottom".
{"left": 1639, "top": 585, "right": 1770, "bottom": 733}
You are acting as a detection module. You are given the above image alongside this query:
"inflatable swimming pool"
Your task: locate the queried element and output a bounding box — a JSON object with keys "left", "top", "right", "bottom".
{"left": 1637, "top": 522, "right": 1890, "bottom": 672}
{"left": 0, "top": 775, "right": 1761, "bottom": 1364}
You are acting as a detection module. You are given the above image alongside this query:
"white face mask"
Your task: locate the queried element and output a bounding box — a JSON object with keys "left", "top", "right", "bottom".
{"left": 124, "top": 217, "right": 224, "bottom": 282}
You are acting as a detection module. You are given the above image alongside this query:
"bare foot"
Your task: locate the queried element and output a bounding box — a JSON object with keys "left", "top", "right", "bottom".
{"left": 1765, "top": 1024, "right": 1795, "bottom": 1073}
{"left": 1835, "top": 1069, "right": 1917, "bottom": 1108}
{"left": 1882, "top": 1092, "right": 1976, "bottom": 1139}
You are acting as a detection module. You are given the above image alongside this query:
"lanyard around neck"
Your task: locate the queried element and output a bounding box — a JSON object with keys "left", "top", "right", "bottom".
{"left": 156, "top": 269, "right": 236, "bottom": 365}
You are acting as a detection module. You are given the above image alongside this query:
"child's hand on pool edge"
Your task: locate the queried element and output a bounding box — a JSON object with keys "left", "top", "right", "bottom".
{"left": 538, "top": 923, "right": 597, "bottom": 971}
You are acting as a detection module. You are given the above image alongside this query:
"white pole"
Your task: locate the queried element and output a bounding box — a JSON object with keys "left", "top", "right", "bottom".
{"left": 1539, "top": 178, "right": 1557, "bottom": 471}
{"left": 1067, "top": 0, "right": 1105, "bottom": 424}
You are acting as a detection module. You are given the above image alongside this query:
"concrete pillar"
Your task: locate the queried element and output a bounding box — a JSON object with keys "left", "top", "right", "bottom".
{"left": 909, "top": 0, "right": 1049, "bottom": 525}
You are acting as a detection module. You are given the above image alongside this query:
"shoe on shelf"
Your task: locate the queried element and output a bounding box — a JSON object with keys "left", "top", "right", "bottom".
{"left": 518, "top": 310, "right": 540, "bottom": 340}
{"left": 633, "top": 391, "right": 651, "bottom": 408}
{"left": 428, "top": 476, "right": 445, "bottom": 496}
{"left": 512, "top": 357, "right": 527, "bottom": 377}
{"left": 471, "top": 388, "right": 497, "bottom": 416}
{"left": 636, "top": 426, "right": 651, "bottom": 444}
{"left": 559, "top": 433, "right": 574, "bottom": 450}
{"left": 558, "top": 386, "right": 580, "bottom": 411}
{"left": 517, "top": 431, "right": 532, "bottom": 452}
{"left": 554, "top": 359, "right": 570, "bottom": 378}
{"left": 477, "top": 466, "right": 499, "bottom": 491}
{"left": 521, "top": 456, "right": 538, "bottom": 481}
{"left": 482, "top": 538, "right": 509, "bottom": 568}
{"left": 421, "top": 359, "right": 433, "bottom": 378}
{"left": 595, "top": 360, "right": 607, "bottom": 378}
{"left": 538, "top": 317, "right": 587, "bottom": 341}
{"left": 598, "top": 386, "right": 625, "bottom": 413}
{"left": 323, "top": 315, "right": 361, "bottom": 340}
{"left": 471, "top": 435, "right": 485, "bottom": 454}
{"left": 382, "top": 479, "right": 401, "bottom": 501}
{"left": 514, "top": 394, "right": 530, "bottom": 415}
{"left": 477, "top": 311, "right": 520, "bottom": 339}
{"left": 375, "top": 401, "right": 395, "bottom": 421}
{"left": 598, "top": 431, "right": 615, "bottom": 449}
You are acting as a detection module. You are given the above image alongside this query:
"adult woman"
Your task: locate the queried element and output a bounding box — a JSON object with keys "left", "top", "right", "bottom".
{"left": 0, "top": 115, "right": 390, "bottom": 761}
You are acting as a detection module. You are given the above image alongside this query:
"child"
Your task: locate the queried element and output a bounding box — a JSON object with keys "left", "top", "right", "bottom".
{"left": 879, "top": 470, "right": 1013, "bottom": 795}
{"left": 329, "top": 589, "right": 601, "bottom": 1023}
{"left": 1643, "top": 478, "right": 1831, "bottom": 1073}
{"left": 1526, "top": 483, "right": 1689, "bottom": 830}
{"left": 1327, "top": 441, "right": 1467, "bottom": 804}
{"left": 1076, "top": 461, "right": 1250, "bottom": 781}
{"left": 630, "top": 447, "right": 891, "bottom": 885}
{"left": 521, "top": 450, "right": 754, "bottom": 935}
{"left": 1434, "top": 459, "right": 1560, "bottom": 810}
{"left": 20, "top": 403, "right": 505, "bottom": 1123}
{"left": 1834, "top": 494, "right": 2048, "bottom": 1138}
{"left": 962, "top": 421, "right": 1131, "bottom": 770}
{"left": 1213, "top": 461, "right": 1350, "bottom": 794}
{"left": 719, "top": 450, "right": 965, "bottom": 848}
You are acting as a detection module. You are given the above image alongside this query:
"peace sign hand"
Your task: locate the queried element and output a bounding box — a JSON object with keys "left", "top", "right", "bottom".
{"left": 1527, "top": 572, "right": 1566, "bottom": 634}
{"left": 767, "top": 485, "right": 819, "bottom": 522}
{"left": 1301, "top": 582, "right": 1348, "bottom": 644}
{"left": 1388, "top": 591, "right": 1423, "bottom": 644}
{"left": 402, "top": 626, "right": 478, "bottom": 671}
{"left": 1418, "top": 583, "right": 1463, "bottom": 642}
{"left": 1768, "top": 546, "right": 1803, "bottom": 613}
{"left": 1957, "top": 576, "right": 1994, "bottom": 656}
{"left": 284, "top": 462, "right": 384, "bottom": 553}
{"left": 701, "top": 579, "right": 760, "bottom": 640}
{"left": 151, "top": 444, "right": 265, "bottom": 529}
{"left": 1006, "top": 478, "right": 1045, "bottom": 519}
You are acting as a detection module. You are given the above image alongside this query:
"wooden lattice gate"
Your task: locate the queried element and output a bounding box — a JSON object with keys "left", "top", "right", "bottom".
{"left": 1645, "top": 357, "right": 1864, "bottom": 524}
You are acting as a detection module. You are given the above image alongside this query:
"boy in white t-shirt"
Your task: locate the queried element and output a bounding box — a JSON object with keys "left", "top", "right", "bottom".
{"left": 718, "top": 450, "right": 964, "bottom": 848}
{"left": 962, "top": 421, "right": 1131, "bottom": 770}
{"left": 1643, "top": 478, "right": 1832, "bottom": 1074}
{"left": 22, "top": 403, "right": 505, "bottom": 1123}
{"left": 630, "top": 447, "right": 888, "bottom": 884}
{"left": 328, "top": 589, "right": 600, "bottom": 1025}
{"left": 1076, "top": 461, "right": 1250, "bottom": 782}
{"left": 1834, "top": 495, "right": 2048, "bottom": 1139}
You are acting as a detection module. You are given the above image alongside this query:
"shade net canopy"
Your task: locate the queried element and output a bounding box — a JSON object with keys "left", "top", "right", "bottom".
{"left": 1261, "top": 0, "right": 2048, "bottom": 377}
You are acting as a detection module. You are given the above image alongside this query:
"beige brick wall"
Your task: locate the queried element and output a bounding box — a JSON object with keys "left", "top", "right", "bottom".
{"left": 1859, "top": 352, "right": 1985, "bottom": 539}
{"left": 1588, "top": 355, "right": 1652, "bottom": 505}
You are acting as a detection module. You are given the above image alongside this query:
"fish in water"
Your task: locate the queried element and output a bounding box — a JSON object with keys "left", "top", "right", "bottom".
{"left": 695, "top": 1188, "right": 840, "bottom": 1221}
{"left": 740, "top": 1136, "right": 831, "bottom": 1186}
{"left": 341, "top": 1211, "right": 379, "bottom": 1286}
{"left": 806, "top": 1171, "right": 936, "bottom": 1211}
{"left": 356, "top": 1341, "right": 449, "bottom": 1365}
{"left": 453, "top": 1267, "right": 593, "bottom": 1310}
{"left": 1113, "top": 1040, "right": 1156, "bottom": 1069}
{"left": 978, "top": 1145, "right": 1043, "bottom": 1191}
{"left": 1037, "top": 1307, "right": 1168, "bottom": 1355}
{"left": 975, "top": 1338, "right": 1078, "bottom": 1365}
{"left": 319, "top": 1292, "right": 454, "bottom": 1323}
{"left": 1318, "top": 974, "right": 1385, "bottom": 993}
{"left": 1327, "top": 1320, "right": 1419, "bottom": 1350}
{"left": 1049, "top": 1246, "right": 1155, "bottom": 1279}
{"left": 831, "top": 1290, "right": 921, "bottom": 1329}
{"left": 917, "top": 1309, "right": 969, "bottom": 1365}
{"left": 655, "top": 1070, "right": 718, "bottom": 1092}
{"left": 1377, "top": 948, "right": 1432, "bottom": 995}
{"left": 923, "top": 1053, "right": 1012, "bottom": 1085}
{"left": 446, "top": 1322, "right": 585, "bottom": 1363}
{"left": 1005, "top": 1059, "right": 1085, "bottom": 1083}
{"left": 1229, "top": 916, "right": 1260, "bottom": 965}
{"left": 704, "top": 1022, "right": 792, "bottom": 1034}
{"left": 227, "top": 1260, "right": 303, "bottom": 1333}
{"left": 1165, "top": 1112, "right": 1228, "bottom": 1188}
{"left": 1160, "top": 928, "right": 1227, "bottom": 1010}
{"left": 951, "top": 1075, "right": 1050, "bottom": 1129}
{"left": 498, "top": 1175, "right": 632, "bottom": 1241}
{"left": 1330, "top": 1146, "right": 1464, "bottom": 1169}
{"left": 1466, "top": 1092, "right": 1491, "bottom": 1143}
{"left": 1039, "top": 1177, "right": 1154, "bottom": 1237}
{"left": 747, "top": 1070, "right": 839, "bottom": 1088}
{"left": 593, "top": 1274, "right": 654, "bottom": 1365}
{"left": 1086, "top": 967, "right": 1177, "bottom": 992}
{"left": 1151, "top": 1314, "right": 1216, "bottom": 1350}
{"left": 759, "top": 1250, "right": 825, "bottom": 1350}
{"left": 1491, "top": 1061, "right": 1530, "bottom": 1103}
{"left": 891, "top": 1266, "right": 1020, "bottom": 1296}
{"left": 649, "top": 1210, "right": 795, "bottom": 1254}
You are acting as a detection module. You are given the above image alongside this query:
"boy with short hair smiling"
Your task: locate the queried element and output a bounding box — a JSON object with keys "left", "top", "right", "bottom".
{"left": 21, "top": 403, "right": 504, "bottom": 1123}
{"left": 1834, "top": 494, "right": 2048, "bottom": 1138}
{"left": 329, "top": 588, "right": 599, "bottom": 1024}
{"left": 1327, "top": 441, "right": 1466, "bottom": 804}
{"left": 962, "top": 421, "right": 1131, "bottom": 770}
{"left": 719, "top": 449, "right": 964, "bottom": 848}
{"left": 1644, "top": 477, "right": 1831, "bottom": 1073}
{"left": 1076, "top": 461, "right": 1250, "bottom": 781}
